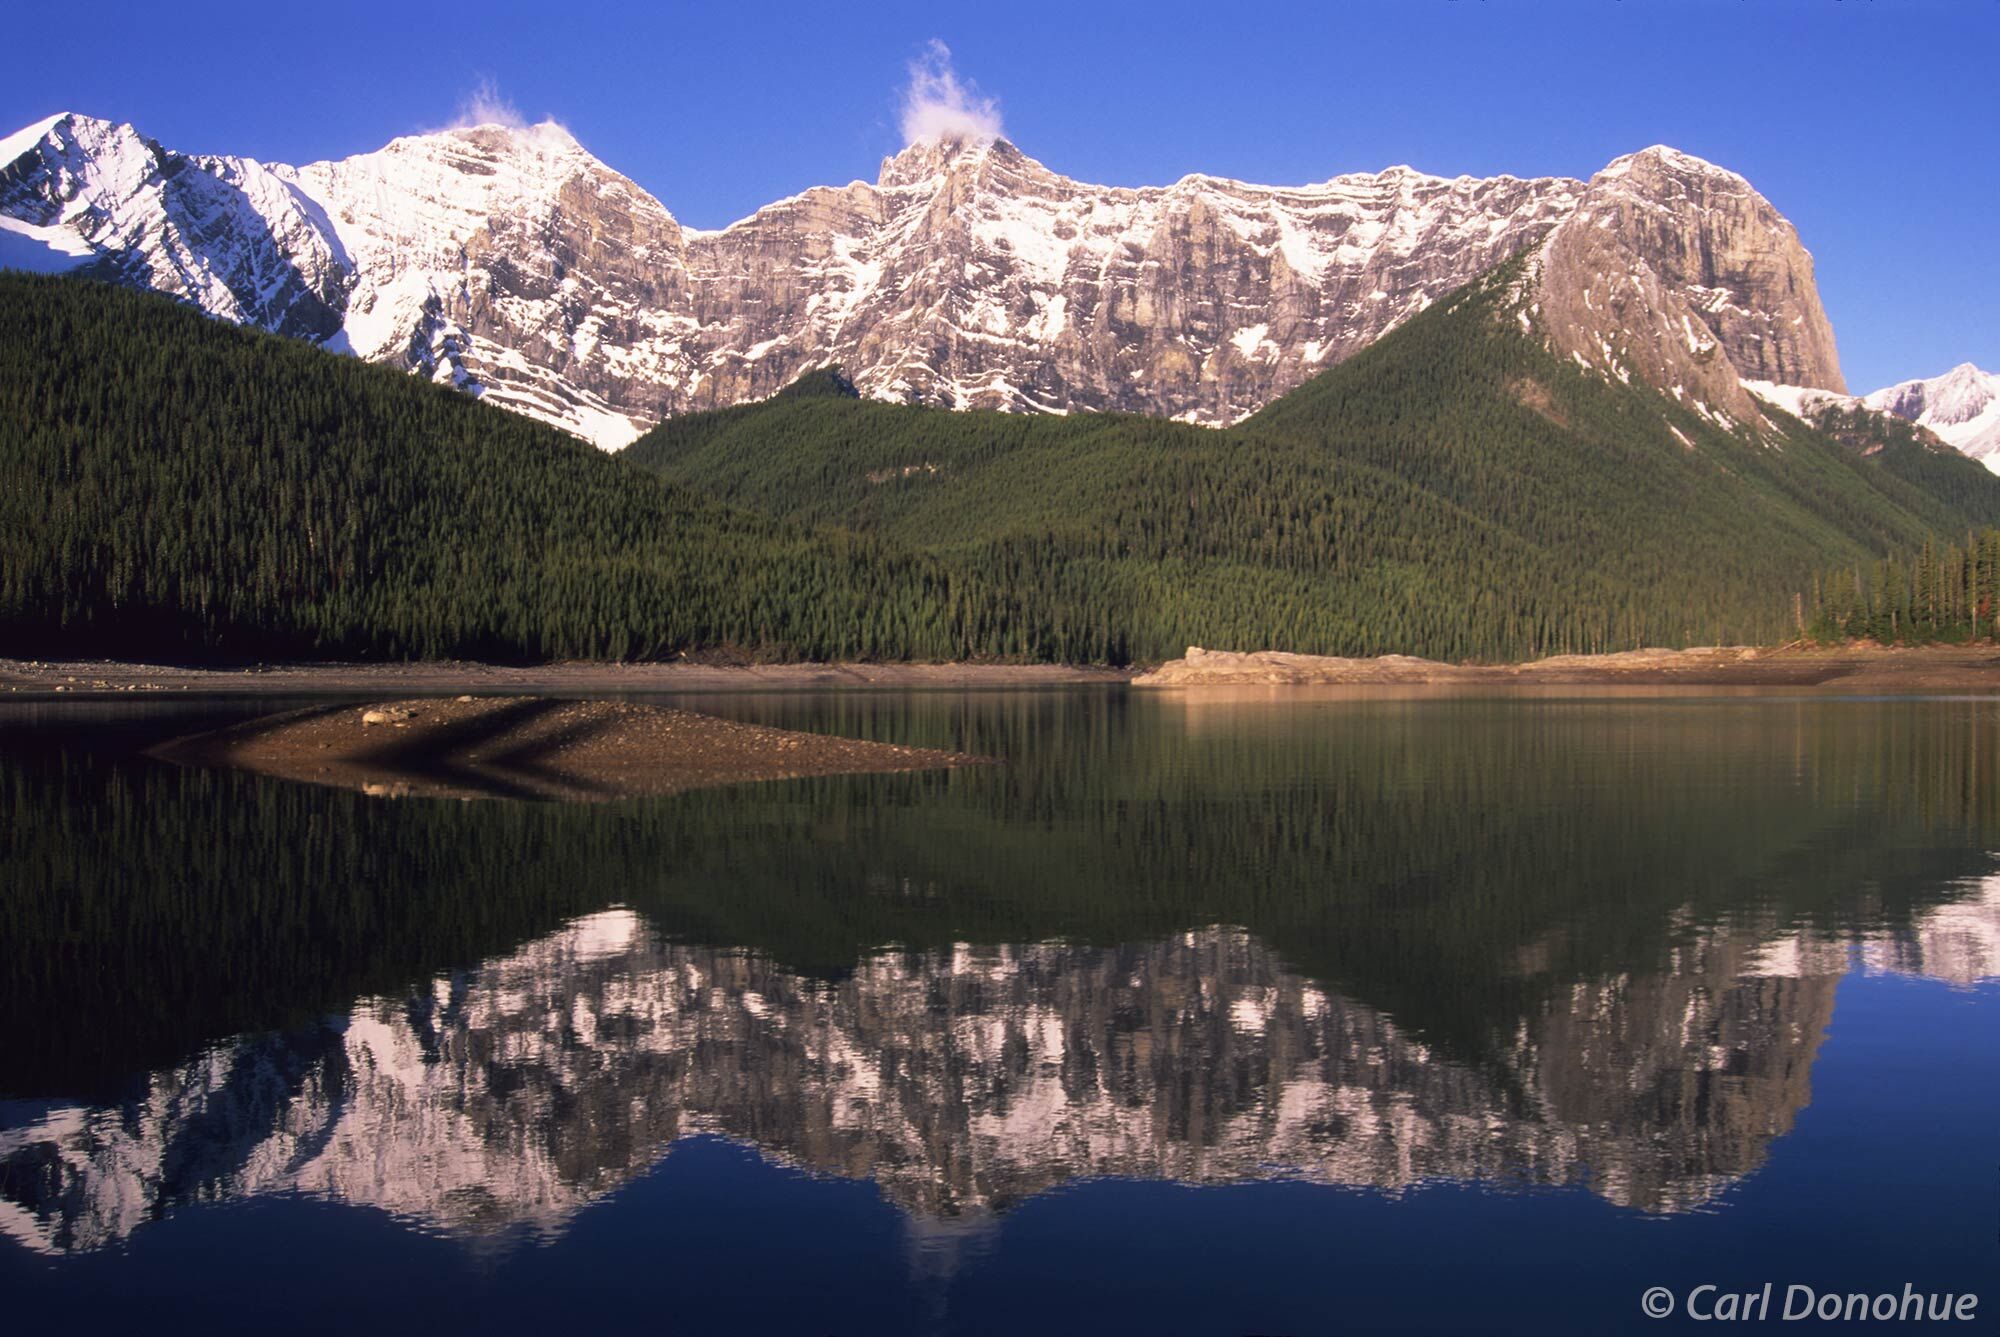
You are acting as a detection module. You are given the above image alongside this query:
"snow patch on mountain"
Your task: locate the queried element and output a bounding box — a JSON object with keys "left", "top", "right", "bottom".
{"left": 0, "top": 213, "right": 91, "bottom": 271}
{"left": 1741, "top": 379, "right": 1858, "bottom": 420}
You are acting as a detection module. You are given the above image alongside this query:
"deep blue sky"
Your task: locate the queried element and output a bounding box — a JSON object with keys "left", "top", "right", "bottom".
{"left": 4, "top": 0, "right": 1990, "bottom": 391}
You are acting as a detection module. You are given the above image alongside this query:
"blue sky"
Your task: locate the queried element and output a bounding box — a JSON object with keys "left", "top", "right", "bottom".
{"left": 4, "top": 0, "right": 1990, "bottom": 391}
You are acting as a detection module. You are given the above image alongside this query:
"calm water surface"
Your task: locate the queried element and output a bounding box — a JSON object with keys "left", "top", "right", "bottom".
{"left": 1, "top": 689, "right": 1996, "bottom": 1334}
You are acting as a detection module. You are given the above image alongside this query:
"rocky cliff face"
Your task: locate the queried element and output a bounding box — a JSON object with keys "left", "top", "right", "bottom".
{"left": 682, "top": 138, "right": 1585, "bottom": 427}
{"left": 14, "top": 882, "right": 1994, "bottom": 1257}
{"left": 283, "top": 122, "right": 698, "bottom": 441}
{"left": 0, "top": 114, "right": 1845, "bottom": 447}
{"left": 1532, "top": 146, "right": 1845, "bottom": 424}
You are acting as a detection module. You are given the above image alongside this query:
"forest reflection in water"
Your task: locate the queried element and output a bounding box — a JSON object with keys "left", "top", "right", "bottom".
{"left": 1, "top": 690, "right": 1996, "bottom": 1259}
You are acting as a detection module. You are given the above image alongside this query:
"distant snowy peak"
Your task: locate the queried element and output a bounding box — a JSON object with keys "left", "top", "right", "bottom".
{"left": 1739, "top": 374, "right": 2000, "bottom": 471}
{"left": 0, "top": 113, "right": 663, "bottom": 445}
{"left": 1865, "top": 363, "right": 1999, "bottom": 430}
{"left": 1599, "top": 143, "right": 1756, "bottom": 190}
{"left": 0, "top": 112, "right": 67, "bottom": 166}
{"left": 1864, "top": 364, "right": 2000, "bottom": 472}
{"left": 0, "top": 113, "right": 1843, "bottom": 449}
{"left": 0, "top": 113, "right": 124, "bottom": 270}
{"left": 0, "top": 112, "right": 351, "bottom": 339}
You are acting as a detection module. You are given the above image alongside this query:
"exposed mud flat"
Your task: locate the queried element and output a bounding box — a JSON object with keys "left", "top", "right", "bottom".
{"left": 150, "top": 696, "right": 991, "bottom": 802}
{"left": 1133, "top": 644, "right": 2000, "bottom": 690}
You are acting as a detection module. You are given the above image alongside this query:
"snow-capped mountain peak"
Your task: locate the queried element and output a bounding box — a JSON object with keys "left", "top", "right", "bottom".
{"left": 0, "top": 111, "right": 77, "bottom": 167}
{"left": 0, "top": 111, "right": 351, "bottom": 338}
{"left": 1601, "top": 144, "right": 1754, "bottom": 189}
{"left": 301, "top": 119, "right": 695, "bottom": 445}
{"left": 877, "top": 132, "right": 1008, "bottom": 188}
{"left": 1864, "top": 364, "right": 2000, "bottom": 472}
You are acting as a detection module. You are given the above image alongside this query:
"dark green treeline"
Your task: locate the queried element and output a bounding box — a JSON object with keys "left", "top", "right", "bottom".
{"left": 1806, "top": 527, "right": 2000, "bottom": 643}
{"left": 9, "top": 267, "right": 2000, "bottom": 665}
{"left": 0, "top": 274, "right": 1006, "bottom": 662}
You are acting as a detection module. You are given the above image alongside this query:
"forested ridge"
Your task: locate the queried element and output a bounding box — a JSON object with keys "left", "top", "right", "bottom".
{"left": 7, "top": 267, "right": 1999, "bottom": 665}
{"left": 629, "top": 268, "right": 2000, "bottom": 659}
{"left": 0, "top": 274, "right": 1003, "bottom": 661}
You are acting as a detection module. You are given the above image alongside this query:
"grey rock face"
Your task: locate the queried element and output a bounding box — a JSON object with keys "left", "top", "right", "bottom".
{"left": 677, "top": 139, "right": 1588, "bottom": 427}
{"left": 1533, "top": 146, "right": 1845, "bottom": 423}
{"left": 284, "top": 122, "right": 698, "bottom": 437}
{"left": 0, "top": 116, "right": 1845, "bottom": 446}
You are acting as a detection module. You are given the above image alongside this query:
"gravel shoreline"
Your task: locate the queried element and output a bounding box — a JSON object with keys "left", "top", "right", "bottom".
{"left": 0, "top": 657, "right": 1134, "bottom": 697}
{"left": 6, "top": 642, "right": 1997, "bottom": 699}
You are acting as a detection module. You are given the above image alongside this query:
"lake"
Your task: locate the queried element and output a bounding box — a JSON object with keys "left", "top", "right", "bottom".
{"left": 2, "top": 689, "right": 1995, "bottom": 1333}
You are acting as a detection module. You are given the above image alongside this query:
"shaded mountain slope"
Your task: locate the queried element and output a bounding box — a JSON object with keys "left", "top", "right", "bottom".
{"left": 0, "top": 275, "right": 993, "bottom": 662}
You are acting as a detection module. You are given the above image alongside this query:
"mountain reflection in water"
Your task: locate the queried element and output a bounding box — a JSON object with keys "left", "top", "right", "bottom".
{"left": 1, "top": 692, "right": 1996, "bottom": 1264}
{"left": 5, "top": 883, "right": 1994, "bottom": 1254}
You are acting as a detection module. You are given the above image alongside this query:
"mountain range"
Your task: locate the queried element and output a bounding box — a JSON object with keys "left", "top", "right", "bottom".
{"left": 6, "top": 101, "right": 2000, "bottom": 669}
{"left": 12, "top": 110, "right": 1965, "bottom": 457}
